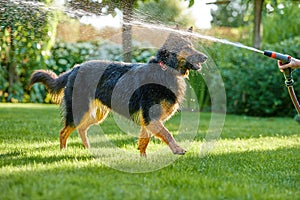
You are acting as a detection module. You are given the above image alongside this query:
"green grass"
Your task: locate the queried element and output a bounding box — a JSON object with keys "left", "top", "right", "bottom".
{"left": 0, "top": 103, "right": 299, "bottom": 200}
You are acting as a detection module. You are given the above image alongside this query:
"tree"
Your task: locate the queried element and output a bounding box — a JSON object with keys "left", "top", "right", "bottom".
{"left": 122, "top": 0, "right": 134, "bottom": 62}
{"left": 0, "top": 0, "right": 58, "bottom": 102}
{"left": 253, "top": 0, "right": 264, "bottom": 48}
{"left": 210, "top": 0, "right": 297, "bottom": 48}
{"left": 67, "top": 0, "right": 140, "bottom": 62}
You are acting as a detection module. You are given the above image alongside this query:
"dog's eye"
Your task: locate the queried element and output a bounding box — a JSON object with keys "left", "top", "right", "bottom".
{"left": 183, "top": 46, "right": 194, "bottom": 53}
{"left": 180, "top": 59, "right": 187, "bottom": 65}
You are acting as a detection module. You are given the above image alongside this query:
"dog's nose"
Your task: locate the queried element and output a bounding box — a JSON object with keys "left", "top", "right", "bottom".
{"left": 200, "top": 54, "right": 207, "bottom": 63}
{"left": 186, "top": 53, "right": 207, "bottom": 65}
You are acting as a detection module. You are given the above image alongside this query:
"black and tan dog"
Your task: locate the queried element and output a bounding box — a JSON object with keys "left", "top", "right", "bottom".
{"left": 30, "top": 27, "right": 207, "bottom": 156}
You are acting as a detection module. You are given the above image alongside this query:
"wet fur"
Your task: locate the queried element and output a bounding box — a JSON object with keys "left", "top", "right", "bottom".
{"left": 30, "top": 27, "right": 207, "bottom": 156}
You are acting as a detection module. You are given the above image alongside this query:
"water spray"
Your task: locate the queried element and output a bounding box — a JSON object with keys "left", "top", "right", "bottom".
{"left": 262, "top": 50, "right": 300, "bottom": 123}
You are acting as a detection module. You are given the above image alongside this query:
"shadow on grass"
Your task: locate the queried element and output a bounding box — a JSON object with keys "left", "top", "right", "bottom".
{"left": 0, "top": 151, "right": 92, "bottom": 167}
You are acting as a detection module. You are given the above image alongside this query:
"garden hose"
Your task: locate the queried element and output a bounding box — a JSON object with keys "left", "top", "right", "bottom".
{"left": 263, "top": 50, "right": 300, "bottom": 123}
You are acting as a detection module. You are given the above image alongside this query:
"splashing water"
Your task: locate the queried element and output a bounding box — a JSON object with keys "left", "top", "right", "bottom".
{"left": 9, "top": 0, "right": 101, "bottom": 18}
{"left": 126, "top": 21, "right": 264, "bottom": 54}
{"left": 8, "top": 0, "right": 264, "bottom": 55}
{"left": 192, "top": 32, "right": 264, "bottom": 54}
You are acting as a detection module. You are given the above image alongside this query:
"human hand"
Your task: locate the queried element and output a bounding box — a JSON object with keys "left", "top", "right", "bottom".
{"left": 278, "top": 57, "right": 300, "bottom": 72}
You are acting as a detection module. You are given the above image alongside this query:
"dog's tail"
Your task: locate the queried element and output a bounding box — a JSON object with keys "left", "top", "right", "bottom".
{"left": 30, "top": 69, "right": 73, "bottom": 102}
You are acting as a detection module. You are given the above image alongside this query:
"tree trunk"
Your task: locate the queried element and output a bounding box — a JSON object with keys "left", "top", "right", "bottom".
{"left": 7, "top": 26, "right": 17, "bottom": 101}
{"left": 122, "top": 0, "right": 134, "bottom": 62}
{"left": 253, "top": 0, "right": 264, "bottom": 49}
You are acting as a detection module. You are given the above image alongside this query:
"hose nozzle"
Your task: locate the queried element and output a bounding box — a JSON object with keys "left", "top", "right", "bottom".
{"left": 263, "top": 50, "right": 291, "bottom": 64}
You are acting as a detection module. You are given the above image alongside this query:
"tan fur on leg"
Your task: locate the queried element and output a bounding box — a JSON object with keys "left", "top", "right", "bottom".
{"left": 146, "top": 120, "right": 186, "bottom": 155}
{"left": 60, "top": 125, "right": 75, "bottom": 149}
{"left": 138, "top": 127, "right": 151, "bottom": 157}
{"left": 77, "top": 126, "right": 90, "bottom": 148}
{"left": 76, "top": 100, "right": 110, "bottom": 148}
{"left": 76, "top": 116, "right": 98, "bottom": 149}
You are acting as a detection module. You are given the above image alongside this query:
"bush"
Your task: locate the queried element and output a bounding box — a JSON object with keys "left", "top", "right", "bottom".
{"left": 0, "top": 0, "right": 58, "bottom": 103}
{"left": 263, "top": 3, "right": 300, "bottom": 45}
{"left": 206, "top": 37, "right": 300, "bottom": 117}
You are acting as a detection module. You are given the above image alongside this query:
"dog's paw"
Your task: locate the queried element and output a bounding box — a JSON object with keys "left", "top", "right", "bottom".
{"left": 173, "top": 148, "right": 186, "bottom": 155}
{"left": 140, "top": 152, "right": 147, "bottom": 157}
{"left": 171, "top": 144, "right": 186, "bottom": 155}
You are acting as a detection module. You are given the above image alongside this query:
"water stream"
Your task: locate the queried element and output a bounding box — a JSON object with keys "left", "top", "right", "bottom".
{"left": 7, "top": 0, "right": 264, "bottom": 55}
{"left": 127, "top": 21, "right": 264, "bottom": 54}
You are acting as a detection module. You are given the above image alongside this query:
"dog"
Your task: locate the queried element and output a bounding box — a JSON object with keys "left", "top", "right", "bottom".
{"left": 30, "top": 27, "right": 207, "bottom": 156}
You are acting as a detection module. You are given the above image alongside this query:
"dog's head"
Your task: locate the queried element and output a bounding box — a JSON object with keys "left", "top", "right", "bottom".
{"left": 156, "top": 26, "right": 207, "bottom": 76}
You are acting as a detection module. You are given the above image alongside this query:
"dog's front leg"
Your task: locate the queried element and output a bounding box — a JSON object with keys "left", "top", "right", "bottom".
{"left": 137, "top": 127, "right": 151, "bottom": 157}
{"left": 146, "top": 120, "right": 186, "bottom": 155}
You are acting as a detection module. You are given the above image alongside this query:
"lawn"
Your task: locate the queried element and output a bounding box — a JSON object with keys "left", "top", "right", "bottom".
{"left": 0, "top": 103, "right": 299, "bottom": 200}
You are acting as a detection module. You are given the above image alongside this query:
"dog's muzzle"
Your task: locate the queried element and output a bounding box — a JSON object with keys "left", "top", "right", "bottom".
{"left": 187, "top": 53, "right": 207, "bottom": 70}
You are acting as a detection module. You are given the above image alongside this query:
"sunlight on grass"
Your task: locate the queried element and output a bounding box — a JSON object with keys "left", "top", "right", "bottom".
{"left": 0, "top": 103, "right": 299, "bottom": 199}
{"left": 209, "top": 135, "right": 300, "bottom": 155}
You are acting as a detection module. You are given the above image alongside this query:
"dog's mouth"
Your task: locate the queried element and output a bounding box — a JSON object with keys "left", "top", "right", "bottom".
{"left": 192, "top": 62, "right": 203, "bottom": 70}
{"left": 190, "top": 58, "right": 207, "bottom": 71}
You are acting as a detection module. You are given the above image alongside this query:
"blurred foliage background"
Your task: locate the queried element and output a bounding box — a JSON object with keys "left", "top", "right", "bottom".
{"left": 0, "top": 0, "right": 300, "bottom": 117}
{"left": 0, "top": 0, "right": 58, "bottom": 102}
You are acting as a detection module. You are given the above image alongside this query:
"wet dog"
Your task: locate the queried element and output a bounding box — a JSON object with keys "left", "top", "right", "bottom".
{"left": 30, "top": 27, "right": 207, "bottom": 156}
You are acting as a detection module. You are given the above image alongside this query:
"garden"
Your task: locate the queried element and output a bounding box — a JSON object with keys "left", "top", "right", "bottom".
{"left": 0, "top": 0, "right": 299, "bottom": 199}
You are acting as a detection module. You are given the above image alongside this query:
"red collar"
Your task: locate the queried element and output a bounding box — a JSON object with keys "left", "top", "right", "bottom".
{"left": 159, "top": 61, "right": 167, "bottom": 71}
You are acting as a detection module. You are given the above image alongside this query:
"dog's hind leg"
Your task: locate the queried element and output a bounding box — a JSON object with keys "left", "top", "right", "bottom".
{"left": 77, "top": 118, "right": 100, "bottom": 149}
{"left": 77, "top": 122, "right": 93, "bottom": 149}
{"left": 146, "top": 120, "right": 186, "bottom": 155}
{"left": 77, "top": 102, "right": 110, "bottom": 148}
{"left": 138, "top": 127, "right": 151, "bottom": 157}
{"left": 60, "top": 125, "right": 76, "bottom": 149}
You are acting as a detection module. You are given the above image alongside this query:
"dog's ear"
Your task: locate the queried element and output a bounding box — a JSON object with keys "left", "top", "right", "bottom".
{"left": 187, "top": 26, "right": 193, "bottom": 32}
{"left": 156, "top": 48, "right": 178, "bottom": 68}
